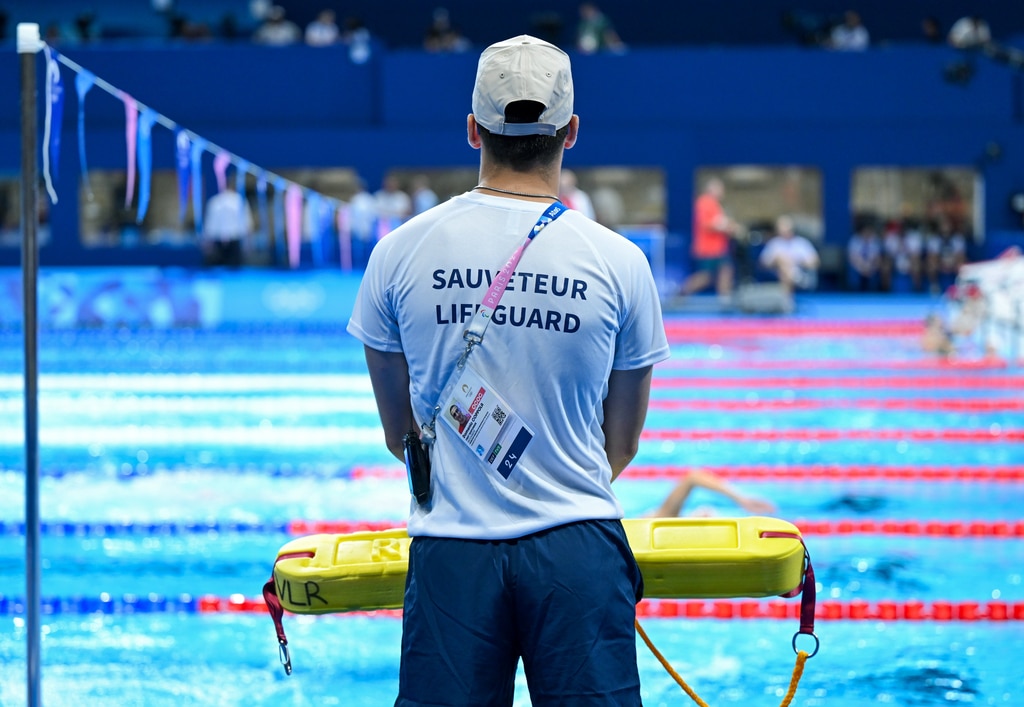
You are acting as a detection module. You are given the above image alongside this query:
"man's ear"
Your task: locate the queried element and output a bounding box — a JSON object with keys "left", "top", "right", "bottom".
{"left": 564, "top": 115, "right": 580, "bottom": 149}
{"left": 467, "top": 114, "right": 482, "bottom": 149}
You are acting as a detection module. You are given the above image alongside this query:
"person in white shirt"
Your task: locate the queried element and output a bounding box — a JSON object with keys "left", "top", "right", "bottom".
{"left": 373, "top": 174, "right": 411, "bottom": 238}
{"left": 252, "top": 6, "right": 301, "bottom": 46}
{"left": 948, "top": 15, "right": 991, "bottom": 49}
{"left": 559, "top": 168, "right": 595, "bottom": 220}
{"left": 347, "top": 34, "right": 668, "bottom": 705}
{"left": 758, "top": 215, "right": 819, "bottom": 293}
{"left": 830, "top": 10, "right": 869, "bottom": 51}
{"left": 201, "top": 180, "right": 253, "bottom": 268}
{"left": 304, "top": 8, "right": 339, "bottom": 47}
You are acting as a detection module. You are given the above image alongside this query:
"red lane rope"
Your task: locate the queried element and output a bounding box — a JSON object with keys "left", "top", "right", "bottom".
{"left": 640, "top": 429, "right": 1024, "bottom": 442}
{"left": 663, "top": 321, "right": 923, "bottom": 338}
{"left": 634, "top": 599, "right": 1024, "bottom": 622}
{"left": 652, "top": 375, "right": 1024, "bottom": 389}
{"left": 658, "top": 358, "right": 1006, "bottom": 371}
{"left": 356, "top": 464, "right": 1024, "bottom": 481}
{"left": 648, "top": 399, "right": 1024, "bottom": 412}
{"left": 793, "top": 519, "right": 1024, "bottom": 537}
{"left": 202, "top": 595, "right": 1024, "bottom": 621}
{"left": 284, "top": 518, "right": 1024, "bottom": 538}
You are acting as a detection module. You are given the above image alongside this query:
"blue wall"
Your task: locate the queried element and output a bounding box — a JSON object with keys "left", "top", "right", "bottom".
{"left": 2, "top": 41, "right": 1023, "bottom": 267}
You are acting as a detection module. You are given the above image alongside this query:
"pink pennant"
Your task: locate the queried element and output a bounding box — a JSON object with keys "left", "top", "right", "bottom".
{"left": 285, "top": 185, "right": 303, "bottom": 269}
{"left": 121, "top": 93, "right": 138, "bottom": 208}
{"left": 213, "top": 151, "right": 231, "bottom": 192}
{"left": 337, "top": 205, "right": 352, "bottom": 271}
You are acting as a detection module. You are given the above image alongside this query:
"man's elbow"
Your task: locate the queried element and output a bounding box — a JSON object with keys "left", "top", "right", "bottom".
{"left": 607, "top": 438, "right": 640, "bottom": 475}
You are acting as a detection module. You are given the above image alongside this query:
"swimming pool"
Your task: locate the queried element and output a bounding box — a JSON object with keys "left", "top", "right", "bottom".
{"left": 1, "top": 281, "right": 1022, "bottom": 706}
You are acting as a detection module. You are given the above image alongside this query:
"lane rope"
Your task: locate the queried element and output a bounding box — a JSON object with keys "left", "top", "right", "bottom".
{"left": 3, "top": 595, "right": 1021, "bottom": 620}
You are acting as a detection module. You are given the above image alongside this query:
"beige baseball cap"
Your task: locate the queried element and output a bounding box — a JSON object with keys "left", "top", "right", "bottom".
{"left": 471, "top": 35, "right": 574, "bottom": 136}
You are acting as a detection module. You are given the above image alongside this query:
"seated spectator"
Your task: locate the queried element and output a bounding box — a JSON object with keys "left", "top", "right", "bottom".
{"left": 341, "top": 16, "right": 373, "bottom": 64}
{"left": 305, "top": 9, "right": 340, "bottom": 47}
{"left": 410, "top": 175, "right": 439, "bottom": 216}
{"left": 847, "top": 220, "right": 882, "bottom": 291}
{"left": 758, "top": 215, "right": 819, "bottom": 293}
{"left": 829, "top": 10, "right": 869, "bottom": 51}
{"left": 202, "top": 175, "right": 253, "bottom": 269}
{"left": 925, "top": 217, "right": 967, "bottom": 294}
{"left": 576, "top": 3, "right": 625, "bottom": 54}
{"left": 921, "top": 16, "right": 944, "bottom": 44}
{"left": 881, "top": 218, "right": 924, "bottom": 292}
{"left": 948, "top": 15, "right": 991, "bottom": 49}
{"left": 559, "top": 169, "right": 596, "bottom": 220}
{"left": 253, "top": 6, "right": 301, "bottom": 46}
{"left": 423, "top": 7, "right": 471, "bottom": 53}
{"left": 374, "top": 175, "right": 411, "bottom": 238}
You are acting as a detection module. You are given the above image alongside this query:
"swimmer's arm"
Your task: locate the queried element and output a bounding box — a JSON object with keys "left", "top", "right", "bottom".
{"left": 363, "top": 345, "right": 414, "bottom": 462}
{"left": 603, "top": 365, "right": 653, "bottom": 481}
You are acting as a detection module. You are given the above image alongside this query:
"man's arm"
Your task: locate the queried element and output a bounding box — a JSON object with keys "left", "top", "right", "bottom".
{"left": 363, "top": 345, "right": 415, "bottom": 462}
{"left": 602, "top": 365, "right": 653, "bottom": 481}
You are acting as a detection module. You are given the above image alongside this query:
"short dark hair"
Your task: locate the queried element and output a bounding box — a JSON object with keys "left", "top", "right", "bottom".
{"left": 478, "top": 100, "right": 568, "bottom": 172}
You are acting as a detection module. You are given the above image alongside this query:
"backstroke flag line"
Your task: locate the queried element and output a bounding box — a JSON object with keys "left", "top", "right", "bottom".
{"left": 42, "top": 45, "right": 355, "bottom": 270}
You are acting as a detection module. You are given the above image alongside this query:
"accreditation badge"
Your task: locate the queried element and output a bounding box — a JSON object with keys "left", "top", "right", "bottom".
{"left": 438, "top": 361, "right": 534, "bottom": 479}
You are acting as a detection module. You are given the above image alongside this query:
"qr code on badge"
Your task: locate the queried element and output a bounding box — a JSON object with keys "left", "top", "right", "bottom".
{"left": 491, "top": 407, "right": 507, "bottom": 425}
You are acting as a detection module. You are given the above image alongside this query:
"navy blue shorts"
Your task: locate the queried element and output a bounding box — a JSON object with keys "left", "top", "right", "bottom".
{"left": 394, "top": 519, "right": 644, "bottom": 706}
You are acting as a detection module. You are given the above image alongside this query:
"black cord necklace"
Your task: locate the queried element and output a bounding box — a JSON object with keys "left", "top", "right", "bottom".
{"left": 473, "top": 185, "right": 558, "bottom": 200}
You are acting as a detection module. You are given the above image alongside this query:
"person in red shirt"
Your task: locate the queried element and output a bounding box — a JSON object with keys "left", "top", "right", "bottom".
{"left": 680, "top": 177, "right": 741, "bottom": 298}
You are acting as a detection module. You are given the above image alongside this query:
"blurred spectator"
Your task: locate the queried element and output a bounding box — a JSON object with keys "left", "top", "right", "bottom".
{"left": 948, "top": 15, "right": 991, "bottom": 49}
{"left": 758, "top": 215, "right": 819, "bottom": 294}
{"left": 374, "top": 175, "right": 411, "bottom": 238}
{"left": 341, "top": 16, "right": 373, "bottom": 64}
{"left": 423, "top": 7, "right": 471, "bottom": 53}
{"left": 559, "top": 169, "right": 595, "bottom": 220}
{"left": 846, "top": 220, "right": 882, "bottom": 291}
{"left": 202, "top": 176, "right": 253, "bottom": 269}
{"left": 591, "top": 186, "right": 625, "bottom": 229}
{"left": 410, "top": 175, "right": 439, "bottom": 216}
{"left": 305, "top": 9, "right": 340, "bottom": 46}
{"left": 920, "top": 16, "right": 944, "bottom": 44}
{"left": 252, "top": 5, "right": 301, "bottom": 46}
{"left": 345, "top": 178, "right": 378, "bottom": 268}
{"left": 576, "top": 3, "right": 624, "bottom": 54}
{"left": 881, "top": 218, "right": 924, "bottom": 292}
{"left": 829, "top": 11, "right": 869, "bottom": 51}
{"left": 74, "top": 12, "right": 98, "bottom": 43}
{"left": 925, "top": 217, "right": 967, "bottom": 294}
{"left": 680, "top": 177, "right": 742, "bottom": 300}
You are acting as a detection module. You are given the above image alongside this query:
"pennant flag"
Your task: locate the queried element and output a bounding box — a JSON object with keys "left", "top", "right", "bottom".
{"left": 273, "top": 177, "right": 287, "bottom": 265}
{"left": 213, "top": 151, "right": 231, "bottom": 193}
{"left": 190, "top": 137, "right": 208, "bottom": 234}
{"left": 235, "top": 159, "right": 250, "bottom": 197}
{"left": 42, "top": 47, "right": 65, "bottom": 204}
{"left": 136, "top": 108, "right": 159, "bottom": 223}
{"left": 75, "top": 69, "right": 95, "bottom": 198}
{"left": 337, "top": 203, "right": 352, "bottom": 271}
{"left": 120, "top": 93, "right": 138, "bottom": 209}
{"left": 285, "top": 184, "right": 303, "bottom": 269}
{"left": 307, "top": 192, "right": 326, "bottom": 268}
{"left": 255, "top": 171, "right": 269, "bottom": 251}
{"left": 175, "top": 130, "right": 191, "bottom": 224}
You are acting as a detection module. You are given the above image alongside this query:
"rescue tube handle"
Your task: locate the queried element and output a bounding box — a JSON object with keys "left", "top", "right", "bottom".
{"left": 761, "top": 531, "right": 818, "bottom": 658}
{"left": 263, "top": 550, "right": 315, "bottom": 675}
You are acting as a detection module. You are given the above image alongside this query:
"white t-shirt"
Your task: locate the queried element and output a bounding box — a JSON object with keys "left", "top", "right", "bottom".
{"left": 202, "top": 190, "right": 252, "bottom": 242}
{"left": 348, "top": 192, "right": 670, "bottom": 540}
{"left": 759, "top": 235, "right": 818, "bottom": 269}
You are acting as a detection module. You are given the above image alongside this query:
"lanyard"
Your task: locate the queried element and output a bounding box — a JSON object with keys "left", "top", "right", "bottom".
{"left": 421, "top": 200, "right": 567, "bottom": 444}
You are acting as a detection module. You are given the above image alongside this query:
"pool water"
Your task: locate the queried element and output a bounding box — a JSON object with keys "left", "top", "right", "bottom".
{"left": 1, "top": 289, "right": 1022, "bottom": 706}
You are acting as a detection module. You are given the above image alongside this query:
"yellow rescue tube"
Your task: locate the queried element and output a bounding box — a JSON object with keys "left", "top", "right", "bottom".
{"left": 271, "top": 516, "right": 806, "bottom": 615}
